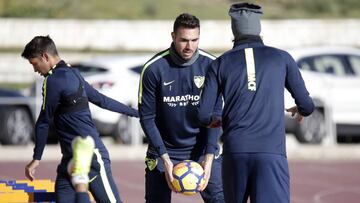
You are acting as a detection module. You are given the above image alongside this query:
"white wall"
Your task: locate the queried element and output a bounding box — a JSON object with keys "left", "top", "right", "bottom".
{"left": 0, "top": 52, "right": 101, "bottom": 83}
{"left": 1, "top": 18, "right": 360, "bottom": 83}
{"left": 1, "top": 18, "right": 360, "bottom": 51}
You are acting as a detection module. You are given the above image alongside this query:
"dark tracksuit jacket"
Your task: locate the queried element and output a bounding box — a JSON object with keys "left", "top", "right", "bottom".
{"left": 138, "top": 47, "right": 224, "bottom": 203}
{"left": 197, "top": 38, "right": 314, "bottom": 203}
{"left": 35, "top": 60, "right": 138, "bottom": 203}
{"left": 197, "top": 39, "right": 314, "bottom": 156}
{"left": 138, "top": 49, "right": 222, "bottom": 160}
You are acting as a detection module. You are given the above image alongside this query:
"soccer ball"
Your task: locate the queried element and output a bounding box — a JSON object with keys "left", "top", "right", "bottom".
{"left": 171, "top": 160, "right": 205, "bottom": 195}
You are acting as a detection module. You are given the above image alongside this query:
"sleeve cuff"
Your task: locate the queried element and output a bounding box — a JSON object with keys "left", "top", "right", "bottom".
{"left": 33, "top": 154, "right": 42, "bottom": 161}
{"left": 157, "top": 146, "right": 167, "bottom": 157}
{"left": 205, "top": 144, "right": 218, "bottom": 155}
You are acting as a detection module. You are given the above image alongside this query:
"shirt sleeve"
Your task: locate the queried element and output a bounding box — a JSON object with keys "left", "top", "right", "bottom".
{"left": 205, "top": 96, "right": 222, "bottom": 154}
{"left": 203, "top": 127, "right": 220, "bottom": 155}
{"left": 205, "top": 61, "right": 223, "bottom": 154}
{"left": 138, "top": 66, "right": 167, "bottom": 156}
{"left": 284, "top": 53, "right": 315, "bottom": 116}
{"left": 33, "top": 75, "right": 62, "bottom": 160}
{"left": 198, "top": 59, "right": 222, "bottom": 126}
{"left": 85, "top": 80, "right": 139, "bottom": 117}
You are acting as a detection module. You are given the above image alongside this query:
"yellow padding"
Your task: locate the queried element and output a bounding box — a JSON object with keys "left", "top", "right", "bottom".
{"left": 0, "top": 183, "right": 14, "bottom": 192}
{"left": 0, "top": 179, "right": 94, "bottom": 202}
{"left": 0, "top": 179, "right": 55, "bottom": 203}
{"left": 0, "top": 193, "right": 30, "bottom": 202}
{"left": 17, "top": 179, "right": 55, "bottom": 192}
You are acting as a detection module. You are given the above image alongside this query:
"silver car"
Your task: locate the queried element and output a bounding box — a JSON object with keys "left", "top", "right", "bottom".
{"left": 285, "top": 46, "right": 360, "bottom": 144}
{"left": 0, "top": 88, "right": 35, "bottom": 145}
{"left": 72, "top": 55, "right": 150, "bottom": 144}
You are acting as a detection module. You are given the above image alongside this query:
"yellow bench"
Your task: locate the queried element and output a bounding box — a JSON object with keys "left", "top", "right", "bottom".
{"left": 0, "top": 179, "right": 94, "bottom": 203}
{"left": 0, "top": 179, "right": 55, "bottom": 203}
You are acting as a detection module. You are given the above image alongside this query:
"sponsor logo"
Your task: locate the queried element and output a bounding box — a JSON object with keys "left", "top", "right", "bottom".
{"left": 163, "top": 80, "right": 175, "bottom": 86}
{"left": 248, "top": 73, "right": 256, "bottom": 91}
{"left": 163, "top": 94, "right": 200, "bottom": 107}
{"left": 245, "top": 48, "right": 257, "bottom": 91}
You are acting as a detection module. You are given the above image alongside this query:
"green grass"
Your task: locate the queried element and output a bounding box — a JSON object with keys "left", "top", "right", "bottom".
{"left": 1, "top": 0, "right": 360, "bottom": 20}
{"left": 0, "top": 83, "right": 31, "bottom": 90}
{"left": 0, "top": 0, "right": 230, "bottom": 19}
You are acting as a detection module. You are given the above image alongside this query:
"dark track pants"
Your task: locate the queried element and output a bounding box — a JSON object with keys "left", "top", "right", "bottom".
{"left": 145, "top": 155, "right": 225, "bottom": 203}
{"left": 222, "top": 153, "right": 290, "bottom": 203}
{"left": 76, "top": 192, "right": 90, "bottom": 203}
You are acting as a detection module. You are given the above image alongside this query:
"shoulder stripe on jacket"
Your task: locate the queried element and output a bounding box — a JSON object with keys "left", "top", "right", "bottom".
{"left": 199, "top": 49, "right": 216, "bottom": 60}
{"left": 41, "top": 70, "right": 53, "bottom": 110}
{"left": 138, "top": 50, "right": 170, "bottom": 104}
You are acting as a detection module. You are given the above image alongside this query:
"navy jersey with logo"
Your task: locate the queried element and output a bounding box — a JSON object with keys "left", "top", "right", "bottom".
{"left": 138, "top": 49, "right": 222, "bottom": 159}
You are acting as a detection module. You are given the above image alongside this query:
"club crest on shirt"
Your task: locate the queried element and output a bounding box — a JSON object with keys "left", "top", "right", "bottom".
{"left": 194, "top": 76, "right": 205, "bottom": 88}
{"left": 145, "top": 157, "right": 158, "bottom": 171}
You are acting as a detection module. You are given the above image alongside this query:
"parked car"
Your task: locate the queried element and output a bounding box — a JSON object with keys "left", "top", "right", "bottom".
{"left": 285, "top": 46, "right": 360, "bottom": 143}
{"left": 0, "top": 88, "right": 35, "bottom": 145}
{"left": 72, "top": 55, "right": 151, "bottom": 144}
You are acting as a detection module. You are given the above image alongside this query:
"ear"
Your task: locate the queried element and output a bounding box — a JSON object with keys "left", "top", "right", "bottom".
{"left": 42, "top": 53, "right": 50, "bottom": 62}
{"left": 171, "top": 32, "right": 175, "bottom": 42}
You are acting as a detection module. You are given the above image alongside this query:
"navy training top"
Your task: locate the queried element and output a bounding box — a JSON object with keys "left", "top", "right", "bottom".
{"left": 197, "top": 39, "right": 314, "bottom": 155}
{"left": 138, "top": 48, "right": 222, "bottom": 160}
{"left": 34, "top": 60, "right": 138, "bottom": 161}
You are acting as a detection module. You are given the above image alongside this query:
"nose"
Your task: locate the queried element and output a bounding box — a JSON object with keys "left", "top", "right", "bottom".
{"left": 185, "top": 41, "right": 191, "bottom": 49}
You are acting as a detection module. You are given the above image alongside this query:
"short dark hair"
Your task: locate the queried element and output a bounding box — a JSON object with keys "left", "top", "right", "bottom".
{"left": 173, "top": 13, "right": 200, "bottom": 32}
{"left": 21, "top": 35, "right": 59, "bottom": 59}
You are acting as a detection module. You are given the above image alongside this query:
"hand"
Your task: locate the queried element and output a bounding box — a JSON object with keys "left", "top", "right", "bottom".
{"left": 25, "top": 159, "right": 40, "bottom": 181}
{"left": 160, "top": 154, "right": 176, "bottom": 192}
{"left": 199, "top": 154, "right": 214, "bottom": 191}
{"left": 207, "top": 116, "right": 222, "bottom": 128}
{"left": 286, "top": 106, "right": 304, "bottom": 123}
